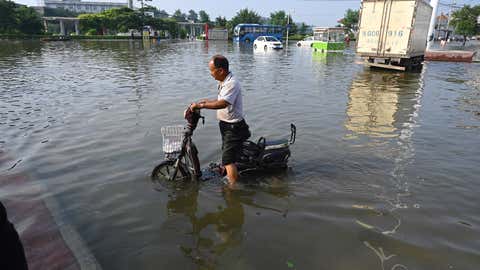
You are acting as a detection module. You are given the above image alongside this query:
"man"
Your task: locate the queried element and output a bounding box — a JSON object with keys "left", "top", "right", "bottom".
{"left": 190, "top": 55, "right": 250, "bottom": 186}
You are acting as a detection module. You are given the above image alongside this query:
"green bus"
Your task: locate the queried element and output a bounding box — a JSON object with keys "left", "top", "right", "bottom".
{"left": 312, "top": 27, "right": 345, "bottom": 53}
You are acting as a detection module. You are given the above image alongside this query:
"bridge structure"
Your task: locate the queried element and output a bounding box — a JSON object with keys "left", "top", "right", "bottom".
{"left": 42, "top": 17, "right": 80, "bottom": 36}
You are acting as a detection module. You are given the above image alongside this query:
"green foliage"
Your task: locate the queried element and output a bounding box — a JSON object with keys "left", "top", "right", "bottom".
{"left": 78, "top": 7, "right": 176, "bottom": 36}
{"left": 157, "top": 9, "right": 169, "bottom": 19}
{"left": 16, "top": 6, "right": 43, "bottom": 34}
{"left": 0, "top": 0, "right": 43, "bottom": 34}
{"left": 78, "top": 13, "right": 106, "bottom": 33}
{"left": 172, "top": 9, "right": 186, "bottom": 22}
{"left": 288, "top": 34, "right": 304, "bottom": 40}
{"left": 450, "top": 5, "right": 480, "bottom": 43}
{"left": 199, "top": 10, "right": 210, "bottom": 23}
{"left": 187, "top": 10, "right": 198, "bottom": 22}
{"left": 339, "top": 9, "right": 359, "bottom": 33}
{"left": 0, "top": 0, "right": 19, "bottom": 33}
{"left": 85, "top": 28, "right": 98, "bottom": 35}
{"left": 164, "top": 17, "right": 178, "bottom": 38}
{"left": 179, "top": 28, "right": 187, "bottom": 39}
{"left": 298, "top": 22, "right": 310, "bottom": 35}
{"left": 269, "top": 10, "right": 290, "bottom": 26}
{"left": 269, "top": 10, "right": 297, "bottom": 34}
{"left": 230, "top": 8, "right": 262, "bottom": 27}
{"left": 215, "top": 16, "right": 227, "bottom": 28}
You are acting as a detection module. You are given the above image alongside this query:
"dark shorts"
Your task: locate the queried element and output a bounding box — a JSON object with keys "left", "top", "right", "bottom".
{"left": 219, "top": 120, "right": 251, "bottom": 165}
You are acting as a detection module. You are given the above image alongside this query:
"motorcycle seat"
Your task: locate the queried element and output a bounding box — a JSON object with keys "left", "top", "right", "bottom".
{"left": 264, "top": 139, "right": 290, "bottom": 150}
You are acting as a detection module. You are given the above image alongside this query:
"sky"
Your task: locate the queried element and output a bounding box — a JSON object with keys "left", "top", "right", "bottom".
{"left": 12, "top": 0, "right": 480, "bottom": 26}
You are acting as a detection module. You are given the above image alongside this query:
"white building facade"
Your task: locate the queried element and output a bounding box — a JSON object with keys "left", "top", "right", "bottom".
{"left": 44, "top": 0, "right": 127, "bottom": 14}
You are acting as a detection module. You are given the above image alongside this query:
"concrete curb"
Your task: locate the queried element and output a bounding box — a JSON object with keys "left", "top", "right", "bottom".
{"left": 43, "top": 197, "right": 103, "bottom": 270}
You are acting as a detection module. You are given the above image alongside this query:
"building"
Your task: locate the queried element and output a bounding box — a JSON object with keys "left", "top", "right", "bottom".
{"left": 44, "top": 0, "right": 127, "bottom": 14}
{"left": 434, "top": 13, "right": 453, "bottom": 40}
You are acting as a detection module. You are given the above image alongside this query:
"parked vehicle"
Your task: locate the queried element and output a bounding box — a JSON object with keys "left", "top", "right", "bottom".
{"left": 296, "top": 36, "right": 315, "bottom": 47}
{"left": 151, "top": 107, "right": 295, "bottom": 187}
{"left": 356, "top": 0, "right": 433, "bottom": 71}
{"left": 253, "top": 36, "right": 283, "bottom": 50}
{"left": 233, "top": 24, "right": 284, "bottom": 43}
{"left": 312, "top": 27, "right": 346, "bottom": 53}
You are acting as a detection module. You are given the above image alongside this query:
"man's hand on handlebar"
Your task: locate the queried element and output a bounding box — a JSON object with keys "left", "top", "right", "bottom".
{"left": 190, "top": 101, "right": 206, "bottom": 111}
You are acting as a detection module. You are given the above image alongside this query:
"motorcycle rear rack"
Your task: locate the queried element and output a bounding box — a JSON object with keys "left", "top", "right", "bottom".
{"left": 257, "top": 123, "right": 296, "bottom": 150}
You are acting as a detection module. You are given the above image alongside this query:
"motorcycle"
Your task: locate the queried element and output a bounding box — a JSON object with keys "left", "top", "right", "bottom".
{"left": 150, "top": 107, "right": 295, "bottom": 186}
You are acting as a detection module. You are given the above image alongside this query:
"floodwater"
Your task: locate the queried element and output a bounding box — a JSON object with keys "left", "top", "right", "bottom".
{"left": 1, "top": 39, "right": 479, "bottom": 270}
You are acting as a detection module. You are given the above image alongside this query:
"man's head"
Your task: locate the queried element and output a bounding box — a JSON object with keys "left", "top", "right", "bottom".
{"left": 209, "top": 55, "right": 229, "bottom": 81}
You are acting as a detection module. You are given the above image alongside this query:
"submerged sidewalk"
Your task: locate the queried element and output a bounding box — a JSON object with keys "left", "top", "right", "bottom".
{"left": 1, "top": 151, "right": 101, "bottom": 270}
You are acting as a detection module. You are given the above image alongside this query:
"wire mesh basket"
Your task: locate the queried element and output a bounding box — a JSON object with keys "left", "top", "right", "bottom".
{"left": 161, "top": 125, "right": 185, "bottom": 153}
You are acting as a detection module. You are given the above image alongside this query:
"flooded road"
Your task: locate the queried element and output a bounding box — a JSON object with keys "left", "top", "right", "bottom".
{"left": 1, "top": 40, "right": 479, "bottom": 269}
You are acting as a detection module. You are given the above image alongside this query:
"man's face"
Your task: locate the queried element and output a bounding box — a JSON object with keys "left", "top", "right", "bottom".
{"left": 209, "top": 60, "right": 224, "bottom": 81}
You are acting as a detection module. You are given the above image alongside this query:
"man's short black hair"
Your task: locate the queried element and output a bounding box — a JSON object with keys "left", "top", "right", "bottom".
{"left": 211, "top": 55, "right": 229, "bottom": 72}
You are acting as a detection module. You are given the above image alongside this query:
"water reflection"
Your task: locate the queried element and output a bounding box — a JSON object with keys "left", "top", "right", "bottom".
{"left": 170, "top": 186, "right": 243, "bottom": 268}
{"left": 163, "top": 175, "right": 290, "bottom": 268}
{"left": 345, "top": 69, "right": 426, "bottom": 269}
{"left": 311, "top": 51, "right": 344, "bottom": 65}
{"left": 345, "top": 70, "right": 422, "bottom": 138}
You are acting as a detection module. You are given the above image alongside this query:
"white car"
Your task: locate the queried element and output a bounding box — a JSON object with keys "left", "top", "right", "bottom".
{"left": 253, "top": 36, "right": 283, "bottom": 50}
{"left": 296, "top": 36, "right": 315, "bottom": 47}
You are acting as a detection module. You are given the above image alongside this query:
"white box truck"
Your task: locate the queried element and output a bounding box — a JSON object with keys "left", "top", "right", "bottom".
{"left": 208, "top": 29, "right": 228, "bottom": 40}
{"left": 356, "top": 0, "right": 433, "bottom": 71}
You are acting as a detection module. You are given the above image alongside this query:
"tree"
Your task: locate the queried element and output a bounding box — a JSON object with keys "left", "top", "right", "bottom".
{"left": 215, "top": 16, "right": 227, "bottom": 28}
{"left": 226, "top": 8, "right": 262, "bottom": 38}
{"left": 450, "top": 5, "right": 480, "bottom": 46}
{"left": 229, "top": 8, "right": 261, "bottom": 28}
{"left": 172, "top": 9, "right": 186, "bottom": 22}
{"left": 15, "top": 6, "right": 43, "bottom": 34}
{"left": 299, "top": 22, "right": 309, "bottom": 35}
{"left": 157, "top": 9, "right": 169, "bottom": 19}
{"left": 339, "top": 9, "right": 359, "bottom": 36}
{"left": 0, "top": 0, "right": 42, "bottom": 34}
{"left": 198, "top": 10, "right": 210, "bottom": 23}
{"left": 269, "top": 10, "right": 287, "bottom": 26}
{"left": 268, "top": 10, "right": 296, "bottom": 34}
{"left": 0, "top": 0, "right": 18, "bottom": 33}
{"left": 187, "top": 9, "right": 198, "bottom": 22}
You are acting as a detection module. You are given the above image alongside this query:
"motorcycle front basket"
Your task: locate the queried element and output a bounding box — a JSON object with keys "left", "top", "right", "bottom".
{"left": 161, "top": 125, "right": 184, "bottom": 153}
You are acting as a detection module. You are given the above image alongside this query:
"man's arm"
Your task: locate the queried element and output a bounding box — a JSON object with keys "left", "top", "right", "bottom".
{"left": 191, "top": 99, "right": 229, "bottom": 110}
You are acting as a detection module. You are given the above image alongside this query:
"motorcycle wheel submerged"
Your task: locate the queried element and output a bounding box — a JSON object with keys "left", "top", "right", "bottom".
{"left": 151, "top": 160, "right": 190, "bottom": 189}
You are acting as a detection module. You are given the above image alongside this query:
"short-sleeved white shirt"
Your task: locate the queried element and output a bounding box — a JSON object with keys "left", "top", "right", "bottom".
{"left": 217, "top": 72, "right": 244, "bottom": 123}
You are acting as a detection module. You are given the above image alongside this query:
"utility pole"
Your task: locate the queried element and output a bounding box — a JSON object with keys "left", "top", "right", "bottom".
{"left": 445, "top": 0, "right": 456, "bottom": 40}
{"left": 286, "top": 11, "right": 290, "bottom": 49}
{"left": 285, "top": 10, "right": 294, "bottom": 50}
{"left": 427, "top": 0, "right": 440, "bottom": 50}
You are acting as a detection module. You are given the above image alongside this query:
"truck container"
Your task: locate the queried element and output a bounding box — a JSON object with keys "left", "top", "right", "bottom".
{"left": 356, "top": 0, "right": 433, "bottom": 71}
{"left": 208, "top": 29, "right": 228, "bottom": 40}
